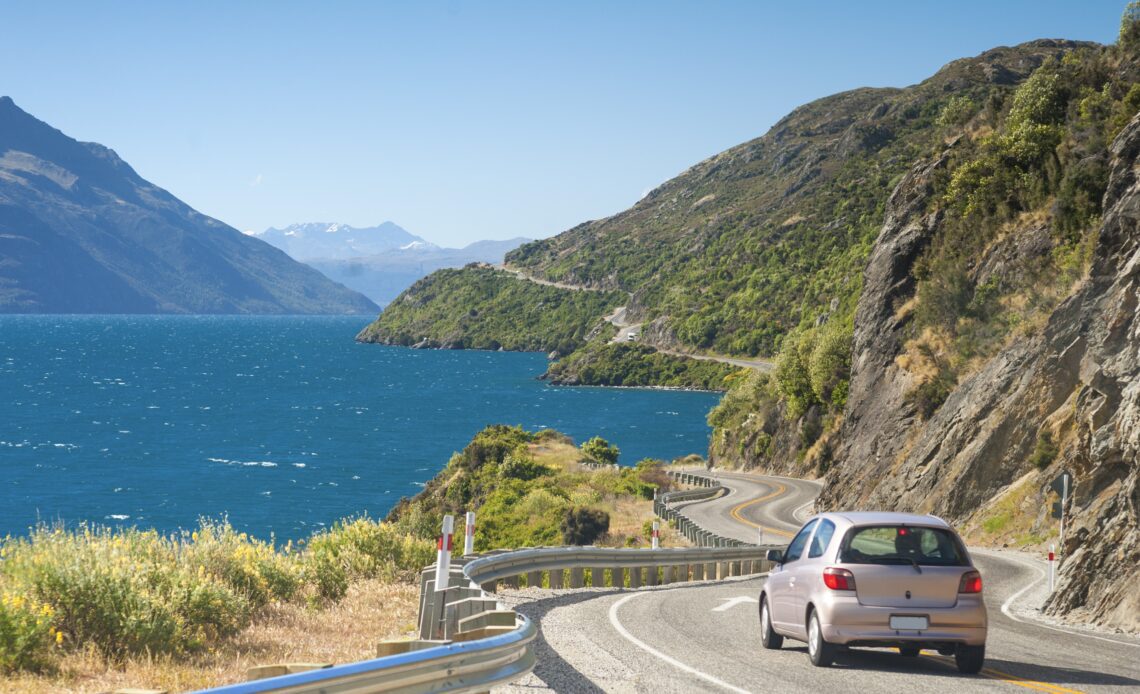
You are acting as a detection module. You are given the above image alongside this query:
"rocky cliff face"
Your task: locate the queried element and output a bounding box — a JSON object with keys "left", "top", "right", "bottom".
{"left": 819, "top": 115, "right": 1140, "bottom": 632}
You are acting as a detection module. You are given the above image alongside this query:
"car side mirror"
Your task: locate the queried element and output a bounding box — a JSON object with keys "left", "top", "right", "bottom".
{"left": 766, "top": 549, "right": 784, "bottom": 564}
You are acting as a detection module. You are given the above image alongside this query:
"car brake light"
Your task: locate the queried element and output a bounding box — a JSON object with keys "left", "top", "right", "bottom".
{"left": 823, "top": 567, "right": 856, "bottom": 591}
{"left": 959, "top": 570, "right": 982, "bottom": 594}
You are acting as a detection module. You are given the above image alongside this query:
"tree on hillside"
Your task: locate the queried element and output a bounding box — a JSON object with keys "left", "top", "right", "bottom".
{"left": 580, "top": 436, "right": 620, "bottom": 465}
{"left": 1121, "top": 1, "right": 1140, "bottom": 50}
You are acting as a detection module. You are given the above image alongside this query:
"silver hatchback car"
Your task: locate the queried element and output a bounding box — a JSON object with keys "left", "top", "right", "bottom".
{"left": 758, "top": 512, "right": 987, "bottom": 673}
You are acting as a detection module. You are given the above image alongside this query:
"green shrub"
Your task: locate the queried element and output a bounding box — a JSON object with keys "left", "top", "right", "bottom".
{"left": 1, "top": 525, "right": 249, "bottom": 658}
{"left": 1029, "top": 431, "right": 1059, "bottom": 470}
{"left": 0, "top": 592, "right": 57, "bottom": 673}
{"left": 180, "top": 519, "right": 301, "bottom": 608}
{"left": 305, "top": 517, "right": 435, "bottom": 597}
{"left": 581, "top": 436, "right": 620, "bottom": 465}
{"left": 560, "top": 508, "right": 610, "bottom": 545}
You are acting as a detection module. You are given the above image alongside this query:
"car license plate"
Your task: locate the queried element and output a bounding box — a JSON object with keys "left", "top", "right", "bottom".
{"left": 890, "top": 615, "right": 929, "bottom": 631}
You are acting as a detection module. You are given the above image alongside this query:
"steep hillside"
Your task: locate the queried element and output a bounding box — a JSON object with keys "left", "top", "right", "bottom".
{"left": 357, "top": 265, "right": 623, "bottom": 353}
{"left": 0, "top": 98, "right": 377, "bottom": 314}
{"left": 365, "top": 41, "right": 1086, "bottom": 369}
{"left": 362, "top": 21, "right": 1140, "bottom": 629}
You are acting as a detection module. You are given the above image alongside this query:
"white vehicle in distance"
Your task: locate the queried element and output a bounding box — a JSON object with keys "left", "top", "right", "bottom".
{"left": 759, "top": 511, "right": 987, "bottom": 673}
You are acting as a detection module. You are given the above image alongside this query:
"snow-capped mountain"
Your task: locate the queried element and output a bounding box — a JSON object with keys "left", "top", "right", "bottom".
{"left": 253, "top": 222, "right": 434, "bottom": 260}
{"left": 254, "top": 221, "right": 530, "bottom": 306}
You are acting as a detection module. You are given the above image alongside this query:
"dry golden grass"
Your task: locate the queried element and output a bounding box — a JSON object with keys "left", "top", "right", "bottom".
{"left": 4, "top": 580, "right": 419, "bottom": 693}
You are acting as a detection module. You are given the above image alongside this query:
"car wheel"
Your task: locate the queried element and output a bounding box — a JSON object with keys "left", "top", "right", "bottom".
{"left": 807, "top": 609, "right": 837, "bottom": 667}
{"left": 955, "top": 644, "right": 985, "bottom": 674}
{"left": 898, "top": 645, "right": 921, "bottom": 657}
{"left": 759, "top": 595, "right": 783, "bottom": 650}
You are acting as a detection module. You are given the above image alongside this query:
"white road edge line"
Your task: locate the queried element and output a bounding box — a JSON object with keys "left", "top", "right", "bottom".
{"left": 608, "top": 591, "right": 753, "bottom": 694}
{"left": 985, "top": 550, "right": 1140, "bottom": 649}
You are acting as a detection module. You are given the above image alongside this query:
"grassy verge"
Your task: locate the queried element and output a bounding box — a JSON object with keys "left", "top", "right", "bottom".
{"left": 0, "top": 517, "right": 432, "bottom": 681}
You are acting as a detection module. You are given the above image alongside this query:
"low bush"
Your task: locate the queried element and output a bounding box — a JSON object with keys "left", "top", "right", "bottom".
{"left": 561, "top": 507, "right": 610, "bottom": 545}
{"left": 0, "top": 592, "right": 57, "bottom": 673}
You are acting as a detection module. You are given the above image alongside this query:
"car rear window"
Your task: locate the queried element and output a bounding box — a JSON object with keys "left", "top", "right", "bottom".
{"left": 839, "top": 525, "right": 968, "bottom": 566}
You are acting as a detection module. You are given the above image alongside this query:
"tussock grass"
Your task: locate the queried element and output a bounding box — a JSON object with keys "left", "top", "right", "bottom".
{"left": 0, "top": 517, "right": 432, "bottom": 678}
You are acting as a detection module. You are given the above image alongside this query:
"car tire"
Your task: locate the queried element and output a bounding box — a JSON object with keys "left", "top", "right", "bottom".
{"left": 898, "top": 645, "right": 921, "bottom": 657}
{"left": 955, "top": 644, "right": 985, "bottom": 674}
{"left": 759, "top": 595, "right": 783, "bottom": 650}
{"left": 807, "top": 609, "right": 837, "bottom": 667}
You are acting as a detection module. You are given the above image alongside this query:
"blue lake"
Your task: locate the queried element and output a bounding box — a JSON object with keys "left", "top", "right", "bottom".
{"left": 0, "top": 315, "right": 720, "bottom": 540}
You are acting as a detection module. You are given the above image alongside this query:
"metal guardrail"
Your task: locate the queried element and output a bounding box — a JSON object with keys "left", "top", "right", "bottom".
{"left": 205, "top": 469, "right": 779, "bottom": 694}
{"left": 656, "top": 470, "right": 754, "bottom": 547}
{"left": 200, "top": 614, "right": 537, "bottom": 694}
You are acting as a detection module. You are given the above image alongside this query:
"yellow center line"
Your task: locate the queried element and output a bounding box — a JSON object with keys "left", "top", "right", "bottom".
{"left": 727, "top": 481, "right": 793, "bottom": 538}
{"left": 921, "top": 653, "right": 1086, "bottom": 694}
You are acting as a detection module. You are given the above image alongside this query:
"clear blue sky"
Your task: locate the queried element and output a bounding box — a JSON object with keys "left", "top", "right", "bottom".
{"left": 0, "top": 1, "right": 1125, "bottom": 246}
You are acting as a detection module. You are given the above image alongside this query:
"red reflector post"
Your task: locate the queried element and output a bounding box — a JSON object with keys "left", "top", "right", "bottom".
{"left": 958, "top": 570, "right": 983, "bottom": 594}
{"left": 823, "top": 567, "right": 856, "bottom": 591}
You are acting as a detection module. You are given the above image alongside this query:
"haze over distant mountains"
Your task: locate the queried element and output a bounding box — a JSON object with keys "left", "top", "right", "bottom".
{"left": 0, "top": 97, "right": 377, "bottom": 314}
{"left": 251, "top": 222, "right": 529, "bottom": 306}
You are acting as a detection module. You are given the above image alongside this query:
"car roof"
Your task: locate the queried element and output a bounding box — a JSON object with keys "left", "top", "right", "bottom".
{"left": 817, "top": 511, "right": 950, "bottom": 528}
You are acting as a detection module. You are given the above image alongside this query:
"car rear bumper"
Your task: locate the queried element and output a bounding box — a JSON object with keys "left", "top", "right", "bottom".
{"left": 817, "top": 595, "right": 987, "bottom": 647}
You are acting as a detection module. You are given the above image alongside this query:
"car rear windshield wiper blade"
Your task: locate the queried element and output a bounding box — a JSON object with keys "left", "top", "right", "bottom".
{"left": 872, "top": 556, "right": 922, "bottom": 573}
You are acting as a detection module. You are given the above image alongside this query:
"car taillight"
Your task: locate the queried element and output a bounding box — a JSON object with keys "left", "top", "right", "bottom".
{"left": 959, "top": 570, "right": 982, "bottom": 594}
{"left": 823, "top": 567, "right": 856, "bottom": 591}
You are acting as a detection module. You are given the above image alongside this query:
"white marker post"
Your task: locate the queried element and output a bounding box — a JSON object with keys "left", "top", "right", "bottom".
{"left": 1048, "top": 544, "right": 1056, "bottom": 592}
{"left": 758, "top": 527, "right": 764, "bottom": 547}
{"left": 463, "top": 511, "right": 475, "bottom": 556}
{"left": 1060, "top": 475, "right": 1069, "bottom": 557}
{"left": 651, "top": 520, "right": 660, "bottom": 549}
{"left": 434, "top": 514, "right": 454, "bottom": 592}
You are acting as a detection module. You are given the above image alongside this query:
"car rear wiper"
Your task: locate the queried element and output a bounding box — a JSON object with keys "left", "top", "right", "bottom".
{"left": 873, "top": 556, "right": 922, "bottom": 573}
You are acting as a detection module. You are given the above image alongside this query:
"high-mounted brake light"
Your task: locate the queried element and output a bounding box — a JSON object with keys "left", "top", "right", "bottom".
{"left": 958, "top": 570, "right": 983, "bottom": 594}
{"left": 823, "top": 567, "right": 856, "bottom": 591}
{"left": 898, "top": 527, "right": 908, "bottom": 536}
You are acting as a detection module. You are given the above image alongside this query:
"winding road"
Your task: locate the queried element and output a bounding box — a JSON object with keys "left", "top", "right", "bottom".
{"left": 500, "top": 473, "right": 1140, "bottom": 694}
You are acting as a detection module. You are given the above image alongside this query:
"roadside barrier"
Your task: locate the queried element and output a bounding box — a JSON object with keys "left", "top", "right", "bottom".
{"left": 205, "top": 472, "right": 782, "bottom": 693}
{"left": 218, "top": 543, "right": 776, "bottom": 693}
{"left": 656, "top": 469, "right": 754, "bottom": 547}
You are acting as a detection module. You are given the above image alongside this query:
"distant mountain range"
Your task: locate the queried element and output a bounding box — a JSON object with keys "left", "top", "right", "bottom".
{"left": 0, "top": 97, "right": 377, "bottom": 314}
{"left": 250, "top": 223, "right": 529, "bottom": 306}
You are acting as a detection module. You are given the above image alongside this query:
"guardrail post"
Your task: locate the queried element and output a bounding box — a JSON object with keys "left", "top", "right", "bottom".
{"left": 612, "top": 567, "right": 625, "bottom": 588}
{"left": 628, "top": 566, "right": 641, "bottom": 589}
{"left": 661, "top": 565, "right": 673, "bottom": 584}
{"left": 717, "top": 561, "right": 729, "bottom": 580}
{"left": 464, "top": 511, "right": 476, "bottom": 556}
{"left": 525, "top": 570, "right": 542, "bottom": 589}
{"left": 502, "top": 573, "right": 519, "bottom": 589}
{"left": 435, "top": 515, "right": 455, "bottom": 592}
{"left": 570, "top": 567, "right": 584, "bottom": 589}
{"left": 692, "top": 562, "right": 704, "bottom": 581}
{"left": 647, "top": 566, "right": 658, "bottom": 586}
{"left": 549, "top": 568, "right": 563, "bottom": 589}
{"left": 591, "top": 568, "right": 607, "bottom": 587}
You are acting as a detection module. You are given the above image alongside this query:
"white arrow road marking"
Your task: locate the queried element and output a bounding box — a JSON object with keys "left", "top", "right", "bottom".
{"left": 712, "top": 596, "right": 759, "bottom": 612}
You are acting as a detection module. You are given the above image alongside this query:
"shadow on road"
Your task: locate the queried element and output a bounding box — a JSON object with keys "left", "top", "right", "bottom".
{"left": 509, "top": 590, "right": 610, "bottom": 693}
{"left": 774, "top": 645, "right": 1140, "bottom": 687}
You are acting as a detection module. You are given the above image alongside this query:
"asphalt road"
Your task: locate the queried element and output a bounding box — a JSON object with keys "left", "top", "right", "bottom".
{"left": 501, "top": 473, "right": 1140, "bottom": 694}
{"left": 671, "top": 471, "right": 821, "bottom": 542}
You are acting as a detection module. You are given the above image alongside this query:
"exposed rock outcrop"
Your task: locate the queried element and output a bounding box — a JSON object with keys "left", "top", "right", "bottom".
{"left": 822, "top": 114, "right": 1140, "bottom": 632}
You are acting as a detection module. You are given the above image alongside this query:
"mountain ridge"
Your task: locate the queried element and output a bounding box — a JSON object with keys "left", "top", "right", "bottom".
{"left": 0, "top": 97, "right": 377, "bottom": 315}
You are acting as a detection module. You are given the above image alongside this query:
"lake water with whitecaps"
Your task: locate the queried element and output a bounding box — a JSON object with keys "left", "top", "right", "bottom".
{"left": 0, "top": 315, "right": 719, "bottom": 540}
